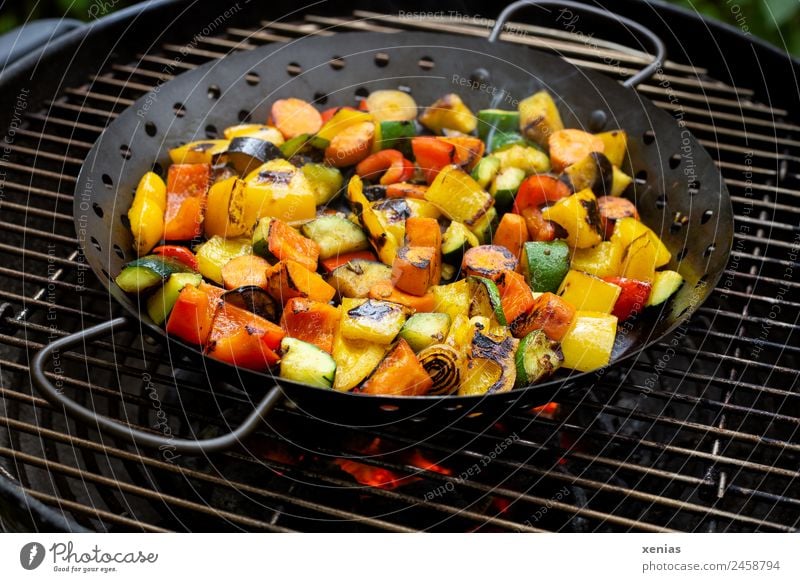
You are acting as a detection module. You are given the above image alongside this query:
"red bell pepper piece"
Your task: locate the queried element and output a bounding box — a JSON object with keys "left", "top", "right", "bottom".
{"left": 411, "top": 136, "right": 484, "bottom": 183}
{"left": 355, "top": 149, "right": 414, "bottom": 185}
{"left": 512, "top": 175, "right": 571, "bottom": 214}
{"left": 519, "top": 206, "right": 556, "bottom": 242}
{"left": 165, "top": 282, "right": 224, "bottom": 346}
{"left": 152, "top": 245, "right": 198, "bottom": 270}
{"left": 604, "top": 276, "right": 652, "bottom": 321}
{"left": 206, "top": 302, "right": 284, "bottom": 370}
{"left": 163, "top": 163, "right": 211, "bottom": 241}
{"left": 320, "top": 250, "right": 378, "bottom": 273}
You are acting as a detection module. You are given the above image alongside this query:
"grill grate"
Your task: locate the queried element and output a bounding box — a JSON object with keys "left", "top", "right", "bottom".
{"left": 0, "top": 10, "right": 797, "bottom": 533}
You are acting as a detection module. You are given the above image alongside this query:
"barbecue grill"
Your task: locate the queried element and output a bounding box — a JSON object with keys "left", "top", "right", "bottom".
{"left": 0, "top": 0, "right": 797, "bottom": 533}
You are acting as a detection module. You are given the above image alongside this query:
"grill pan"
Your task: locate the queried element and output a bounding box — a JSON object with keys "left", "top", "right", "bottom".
{"left": 32, "top": 1, "right": 733, "bottom": 454}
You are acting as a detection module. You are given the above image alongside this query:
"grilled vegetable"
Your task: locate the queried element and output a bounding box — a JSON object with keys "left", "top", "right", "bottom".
{"left": 610, "top": 166, "right": 634, "bottom": 196}
{"left": 496, "top": 269, "right": 537, "bottom": 327}
{"left": 540, "top": 188, "right": 603, "bottom": 249}
{"left": 163, "top": 163, "right": 211, "bottom": 241}
{"left": 340, "top": 298, "right": 408, "bottom": 344}
{"left": 570, "top": 241, "right": 623, "bottom": 278}
{"left": 521, "top": 206, "right": 556, "bottom": 243}
{"left": 220, "top": 254, "right": 271, "bottom": 290}
{"left": 560, "top": 311, "right": 618, "bottom": 372}
{"left": 265, "top": 259, "right": 336, "bottom": 304}
{"left": 646, "top": 270, "right": 684, "bottom": 307}
{"left": 365, "top": 90, "right": 418, "bottom": 122}
{"left": 467, "top": 276, "right": 507, "bottom": 327}
{"left": 328, "top": 259, "right": 392, "bottom": 299}
{"left": 471, "top": 156, "right": 501, "bottom": 189}
{"left": 490, "top": 144, "right": 550, "bottom": 175}
{"left": 314, "top": 108, "right": 372, "bottom": 146}
{"left": 324, "top": 121, "right": 375, "bottom": 167}
{"left": 431, "top": 279, "right": 470, "bottom": 320}
{"left": 146, "top": 272, "right": 203, "bottom": 325}
{"left": 563, "top": 152, "right": 613, "bottom": 196}
{"left": 279, "top": 133, "right": 315, "bottom": 158}
{"left": 251, "top": 217, "right": 319, "bottom": 272}
{"left": 557, "top": 269, "right": 622, "bottom": 314}
{"left": 385, "top": 182, "right": 427, "bottom": 199}
{"left": 331, "top": 330, "right": 387, "bottom": 392}
{"left": 300, "top": 215, "right": 368, "bottom": 260}
{"left": 152, "top": 245, "right": 198, "bottom": 270}
{"left": 115, "top": 255, "right": 193, "bottom": 294}
{"left": 203, "top": 176, "right": 238, "bottom": 238}
{"left": 195, "top": 236, "right": 252, "bottom": 284}
{"left": 360, "top": 339, "right": 433, "bottom": 396}
{"left": 520, "top": 240, "right": 569, "bottom": 293}
{"left": 513, "top": 174, "right": 570, "bottom": 214}
{"left": 621, "top": 234, "right": 658, "bottom": 283}
{"left": 392, "top": 246, "right": 436, "bottom": 296}
{"left": 610, "top": 217, "right": 671, "bottom": 267}
{"left": 459, "top": 329, "right": 518, "bottom": 395}
{"left": 399, "top": 312, "right": 451, "bottom": 352}
{"left": 224, "top": 124, "right": 285, "bottom": 145}
{"left": 321, "top": 250, "right": 378, "bottom": 273}
{"left": 239, "top": 159, "right": 317, "bottom": 226}
{"left": 417, "top": 344, "right": 461, "bottom": 395}
{"left": 271, "top": 98, "right": 323, "bottom": 139}
{"left": 518, "top": 90, "right": 564, "bottom": 146}
{"left": 166, "top": 282, "right": 224, "bottom": 346}
{"left": 515, "top": 330, "right": 563, "bottom": 387}
{"left": 128, "top": 172, "right": 166, "bottom": 256}
{"left": 462, "top": 245, "right": 518, "bottom": 280}
{"left": 425, "top": 165, "right": 493, "bottom": 227}
{"left": 418, "top": 93, "right": 477, "bottom": 134}
{"left": 411, "top": 136, "right": 484, "bottom": 183}
{"left": 375, "top": 120, "right": 416, "bottom": 153}
{"left": 604, "top": 276, "right": 652, "bottom": 321}
{"left": 224, "top": 137, "right": 283, "bottom": 175}
{"left": 301, "top": 163, "right": 343, "bottom": 206}
{"left": 469, "top": 206, "right": 499, "bottom": 245}
{"left": 441, "top": 221, "right": 479, "bottom": 267}
{"left": 279, "top": 337, "right": 337, "bottom": 389}
{"left": 509, "top": 292, "right": 576, "bottom": 341}
{"left": 169, "top": 140, "right": 228, "bottom": 164}
{"left": 348, "top": 175, "right": 400, "bottom": 265}
{"left": 596, "top": 130, "right": 628, "bottom": 167}
{"left": 492, "top": 213, "right": 528, "bottom": 261}
{"left": 221, "top": 285, "right": 279, "bottom": 322}
{"left": 355, "top": 149, "right": 414, "bottom": 185}
{"left": 490, "top": 166, "right": 525, "bottom": 213}
{"left": 597, "top": 196, "right": 639, "bottom": 239}
{"left": 548, "top": 129, "right": 605, "bottom": 173}
{"left": 477, "top": 109, "right": 521, "bottom": 141}
{"left": 280, "top": 298, "right": 341, "bottom": 354}
{"left": 206, "top": 301, "right": 284, "bottom": 369}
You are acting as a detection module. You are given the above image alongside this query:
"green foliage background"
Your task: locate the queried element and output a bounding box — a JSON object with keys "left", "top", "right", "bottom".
{"left": 0, "top": 0, "right": 797, "bottom": 57}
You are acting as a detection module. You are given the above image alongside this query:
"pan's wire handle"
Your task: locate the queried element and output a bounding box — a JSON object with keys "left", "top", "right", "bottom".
{"left": 31, "top": 317, "right": 284, "bottom": 455}
{"left": 489, "top": 0, "right": 666, "bottom": 88}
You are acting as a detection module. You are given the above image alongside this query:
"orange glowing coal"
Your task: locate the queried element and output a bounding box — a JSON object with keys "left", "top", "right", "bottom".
{"left": 530, "top": 402, "right": 560, "bottom": 419}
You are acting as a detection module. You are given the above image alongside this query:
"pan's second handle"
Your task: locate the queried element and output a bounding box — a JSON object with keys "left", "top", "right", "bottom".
{"left": 489, "top": 0, "right": 666, "bottom": 88}
{"left": 31, "top": 317, "right": 283, "bottom": 455}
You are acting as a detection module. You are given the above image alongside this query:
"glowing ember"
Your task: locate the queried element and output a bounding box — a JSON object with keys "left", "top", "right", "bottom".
{"left": 334, "top": 458, "right": 403, "bottom": 490}
{"left": 530, "top": 402, "right": 560, "bottom": 419}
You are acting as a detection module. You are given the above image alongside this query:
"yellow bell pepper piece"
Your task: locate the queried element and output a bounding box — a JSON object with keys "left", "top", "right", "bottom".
{"left": 347, "top": 175, "right": 400, "bottom": 265}
{"left": 540, "top": 188, "right": 603, "bottom": 249}
{"left": 432, "top": 280, "right": 471, "bottom": 321}
{"left": 223, "top": 124, "right": 284, "bottom": 145}
{"left": 595, "top": 130, "right": 627, "bottom": 166}
{"left": 315, "top": 109, "right": 373, "bottom": 143}
{"left": 611, "top": 217, "right": 671, "bottom": 267}
{"left": 204, "top": 177, "right": 246, "bottom": 239}
{"left": 339, "top": 298, "right": 408, "bottom": 345}
{"left": 557, "top": 270, "right": 622, "bottom": 314}
{"left": 610, "top": 166, "right": 633, "bottom": 196}
{"left": 419, "top": 93, "right": 477, "bottom": 134}
{"left": 489, "top": 144, "right": 551, "bottom": 174}
{"left": 425, "top": 165, "right": 493, "bottom": 226}
{"left": 621, "top": 234, "right": 657, "bottom": 282}
{"left": 332, "top": 326, "right": 387, "bottom": 392}
{"left": 570, "top": 241, "right": 623, "bottom": 277}
{"left": 168, "top": 139, "right": 229, "bottom": 164}
{"left": 128, "top": 171, "right": 166, "bottom": 256}
{"left": 560, "top": 311, "right": 618, "bottom": 372}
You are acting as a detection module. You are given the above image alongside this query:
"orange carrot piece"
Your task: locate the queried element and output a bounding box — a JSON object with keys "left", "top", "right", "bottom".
{"left": 509, "top": 292, "right": 576, "bottom": 341}
{"left": 360, "top": 339, "right": 434, "bottom": 396}
{"left": 270, "top": 98, "right": 323, "bottom": 139}
{"left": 280, "top": 297, "right": 341, "bottom": 354}
{"left": 320, "top": 250, "right": 378, "bottom": 273}
{"left": 324, "top": 121, "right": 375, "bottom": 167}
{"left": 548, "top": 129, "right": 605, "bottom": 172}
{"left": 163, "top": 163, "right": 211, "bottom": 241}
{"left": 462, "top": 245, "right": 518, "bottom": 281}
{"left": 385, "top": 182, "right": 428, "bottom": 200}
{"left": 496, "top": 269, "right": 536, "bottom": 324}
{"left": 265, "top": 260, "right": 336, "bottom": 304}
{"left": 493, "top": 213, "right": 528, "bottom": 261}
{"left": 391, "top": 246, "right": 436, "bottom": 296}
{"left": 221, "top": 254, "right": 271, "bottom": 290}
{"left": 368, "top": 280, "right": 436, "bottom": 312}
{"left": 405, "top": 217, "right": 442, "bottom": 285}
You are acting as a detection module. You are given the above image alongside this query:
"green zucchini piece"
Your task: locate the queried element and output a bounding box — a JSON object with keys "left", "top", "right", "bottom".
{"left": 115, "top": 256, "right": 192, "bottom": 293}
{"left": 515, "top": 330, "right": 563, "bottom": 387}
{"left": 301, "top": 163, "right": 343, "bottom": 206}
{"left": 279, "top": 133, "right": 316, "bottom": 158}
{"left": 146, "top": 272, "right": 203, "bottom": 325}
{"left": 487, "top": 132, "right": 528, "bottom": 153}
{"left": 376, "top": 120, "right": 416, "bottom": 154}
{"left": 471, "top": 156, "right": 501, "bottom": 189}
{"left": 301, "top": 215, "right": 369, "bottom": 260}
{"left": 195, "top": 236, "right": 252, "bottom": 284}
{"left": 646, "top": 270, "right": 684, "bottom": 307}
{"left": 477, "top": 109, "right": 521, "bottom": 140}
{"left": 279, "top": 337, "right": 337, "bottom": 389}
{"left": 490, "top": 166, "right": 525, "bottom": 214}
{"left": 521, "top": 240, "right": 570, "bottom": 293}
{"left": 441, "top": 221, "right": 479, "bottom": 266}
{"left": 399, "top": 312, "right": 452, "bottom": 353}
{"left": 467, "top": 276, "right": 507, "bottom": 327}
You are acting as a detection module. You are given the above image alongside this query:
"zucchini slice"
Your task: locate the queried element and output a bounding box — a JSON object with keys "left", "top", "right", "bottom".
{"left": 279, "top": 337, "right": 337, "bottom": 389}
{"left": 471, "top": 156, "right": 501, "bottom": 189}
{"left": 467, "top": 276, "right": 507, "bottom": 327}
{"left": 515, "top": 330, "right": 563, "bottom": 387}
{"left": 301, "top": 163, "right": 343, "bottom": 206}
{"left": 146, "top": 272, "right": 203, "bottom": 324}
{"left": 301, "top": 215, "right": 369, "bottom": 260}
{"left": 646, "top": 270, "right": 684, "bottom": 307}
{"left": 399, "top": 312, "right": 452, "bottom": 352}
{"left": 441, "top": 221, "right": 479, "bottom": 266}
{"left": 490, "top": 166, "right": 525, "bottom": 214}
{"left": 116, "top": 255, "right": 193, "bottom": 294}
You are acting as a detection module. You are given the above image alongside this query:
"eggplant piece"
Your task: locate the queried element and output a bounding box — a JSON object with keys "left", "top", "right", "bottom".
{"left": 562, "top": 152, "right": 613, "bottom": 196}
{"left": 222, "top": 285, "right": 280, "bottom": 323}
{"left": 225, "top": 137, "right": 283, "bottom": 175}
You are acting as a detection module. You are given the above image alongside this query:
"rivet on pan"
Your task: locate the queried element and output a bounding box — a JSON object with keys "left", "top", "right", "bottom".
{"left": 470, "top": 68, "right": 490, "bottom": 85}
{"left": 588, "top": 110, "right": 608, "bottom": 132}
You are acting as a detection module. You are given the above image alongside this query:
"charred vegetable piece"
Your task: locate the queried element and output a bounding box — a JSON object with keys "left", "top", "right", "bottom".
{"left": 300, "top": 215, "right": 369, "bottom": 260}
{"left": 240, "top": 159, "right": 317, "bottom": 226}
{"left": 597, "top": 195, "right": 639, "bottom": 239}
{"left": 128, "top": 172, "right": 166, "bottom": 256}
{"left": 385, "top": 182, "right": 427, "bottom": 200}
{"left": 399, "top": 312, "right": 451, "bottom": 352}
{"left": 570, "top": 241, "right": 623, "bottom": 278}
{"left": 324, "top": 121, "right": 375, "bottom": 167}
{"left": 418, "top": 93, "right": 477, "bottom": 134}
{"left": 467, "top": 276, "right": 507, "bottom": 328}
{"left": 595, "top": 130, "right": 628, "bottom": 167}
{"left": 194, "top": 236, "right": 252, "bottom": 284}
{"left": 340, "top": 298, "right": 408, "bottom": 344}
{"left": 411, "top": 136, "right": 484, "bottom": 183}
{"left": 468, "top": 207, "right": 499, "bottom": 245}
{"left": 271, "top": 98, "right": 323, "bottom": 139}
{"left": 224, "top": 137, "right": 283, "bottom": 175}
{"left": 540, "top": 188, "right": 603, "bottom": 249}
{"left": 365, "top": 90, "right": 418, "bottom": 122}
{"left": 222, "top": 285, "right": 279, "bottom": 322}
{"left": 369, "top": 281, "right": 435, "bottom": 312}
{"left": 490, "top": 166, "right": 525, "bottom": 214}
{"left": 360, "top": 339, "right": 433, "bottom": 396}
{"left": 328, "top": 259, "right": 392, "bottom": 299}
{"left": 405, "top": 216, "right": 442, "bottom": 285}
{"left": 321, "top": 250, "right": 378, "bottom": 274}
{"left": 375, "top": 120, "right": 416, "bottom": 154}
{"left": 279, "top": 337, "right": 337, "bottom": 389}
{"left": 279, "top": 133, "right": 315, "bottom": 158}
{"left": 492, "top": 212, "right": 528, "bottom": 261}
{"left": 645, "top": 270, "right": 684, "bottom": 307}
{"left": 471, "top": 156, "right": 501, "bottom": 189}
{"left": 166, "top": 283, "right": 224, "bottom": 346}
{"left": 203, "top": 176, "right": 238, "bottom": 239}
{"left": 620, "top": 235, "right": 658, "bottom": 283}
{"left": 221, "top": 255, "right": 271, "bottom": 290}
{"left": 497, "top": 269, "right": 537, "bottom": 325}
{"left": 314, "top": 108, "right": 373, "bottom": 145}
{"left": 515, "top": 330, "right": 563, "bottom": 387}
{"left": 417, "top": 343, "right": 461, "bottom": 395}
{"left": 146, "top": 272, "right": 203, "bottom": 325}
{"left": 280, "top": 297, "right": 341, "bottom": 354}
{"left": 459, "top": 329, "right": 518, "bottom": 396}
{"left": 169, "top": 139, "right": 229, "bottom": 164}
{"left": 152, "top": 245, "right": 198, "bottom": 270}
{"left": 251, "top": 217, "right": 319, "bottom": 272}
{"left": 441, "top": 221, "right": 479, "bottom": 267}
{"left": 557, "top": 269, "right": 622, "bottom": 314}
{"left": 223, "top": 124, "right": 285, "bottom": 145}
{"left": 331, "top": 330, "right": 386, "bottom": 392}
{"left": 206, "top": 301, "right": 284, "bottom": 370}
{"left": 347, "top": 175, "right": 400, "bottom": 265}
{"left": 610, "top": 217, "right": 671, "bottom": 268}
{"left": 560, "top": 311, "right": 618, "bottom": 372}
{"left": 265, "top": 260, "right": 336, "bottom": 304}
{"left": 548, "top": 129, "right": 605, "bottom": 173}
{"left": 431, "top": 279, "right": 471, "bottom": 320}
{"left": 425, "top": 165, "right": 494, "bottom": 227}
{"left": 509, "top": 292, "right": 576, "bottom": 341}
{"left": 518, "top": 90, "right": 564, "bottom": 146}
{"left": 371, "top": 198, "right": 411, "bottom": 243}
{"left": 355, "top": 149, "right": 414, "bottom": 185}
{"left": 563, "top": 152, "right": 613, "bottom": 196}
{"left": 604, "top": 276, "right": 652, "bottom": 321}
{"left": 512, "top": 174, "right": 570, "bottom": 214}
{"left": 392, "top": 246, "right": 436, "bottom": 296}
{"left": 301, "top": 163, "right": 343, "bottom": 206}
{"left": 163, "top": 163, "right": 211, "bottom": 241}
{"left": 490, "top": 144, "right": 550, "bottom": 175}
{"left": 115, "top": 255, "right": 193, "bottom": 294}
{"left": 520, "top": 240, "right": 570, "bottom": 293}
{"left": 462, "top": 245, "right": 518, "bottom": 281}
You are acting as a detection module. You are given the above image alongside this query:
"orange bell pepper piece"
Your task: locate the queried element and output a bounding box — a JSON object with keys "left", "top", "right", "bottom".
{"left": 359, "top": 339, "right": 433, "bottom": 396}
{"left": 265, "top": 260, "right": 336, "bottom": 304}
{"left": 280, "top": 297, "right": 341, "bottom": 354}
{"left": 355, "top": 149, "right": 414, "bottom": 185}
{"left": 163, "top": 163, "right": 211, "bottom": 241}
{"left": 165, "top": 282, "right": 223, "bottom": 346}
{"left": 206, "top": 302, "right": 284, "bottom": 370}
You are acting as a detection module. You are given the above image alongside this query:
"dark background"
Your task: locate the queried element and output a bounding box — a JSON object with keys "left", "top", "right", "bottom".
{"left": 0, "top": 0, "right": 798, "bottom": 56}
